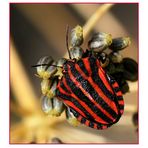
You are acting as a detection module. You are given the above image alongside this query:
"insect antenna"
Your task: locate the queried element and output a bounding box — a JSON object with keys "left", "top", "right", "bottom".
{"left": 66, "top": 25, "right": 72, "bottom": 59}
{"left": 31, "top": 64, "right": 63, "bottom": 69}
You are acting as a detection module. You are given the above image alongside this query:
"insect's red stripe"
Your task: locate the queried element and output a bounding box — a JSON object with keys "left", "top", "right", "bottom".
{"left": 118, "top": 100, "right": 124, "bottom": 105}
{"left": 58, "top": 86, "right": 68, "bottom": 97}
{"left": 75, "top": 64, "right": 116, "bottom": 121}
{"left": 111, "top": 81, "right": 124, "bottom": 115}
{"left": 97, "top": 63, "right": 114, "bottom": 94}
{"left": 91, "top": 78, "right": 118, "bottom": 115}
{"left": 83, "top": 58, "right": 91, "bottom": 75}
{"left": 117, "top": 95, "right": 124, "bottom": 114}
{"left": 120, "top": 110, "right": 124, "bottom": 114}
{"left": 71, "top": 103, "right": 112, "bottom": 130}
{"left": 77, "top": 115, "right": 82, "bottom": 121}
{"left": 64, "top": 100, "right": 86, "bottom": 117}
{"left": 102, "top": 125, "right": 108, "bottom": 129}
{"left": 57, "top": 85, "right": 87, "bottom": 118}
{"left": 112, "top": 82, "right": 119, "bottom": 88}
{"left": 71, "top": 92, "right": 108, "bottom": 124}
{"left": 77, "top": 114, "right": 109, "bottom": 130}
{"left": 84, "top": 58, "right": 118, "bottom": 114}
{"left": 81, "top": 58, "right": 113, "bottom": 101}
{"left": 68, "top": 66, "right": 117, "bottom": 123}
{"left": 94, "top": 123, "right": 98, "bottom": 129}
{"left": 89, "top": 76, "right": 118, "bottom": 114}
{"left": 84, "top": 57, "right": 114, "bottom": 94}
{"left": 85, "top": 120, "right": 90, "bottom": 126}
{"left": 59, "top": 82, "right": 108, "bottom": 124}
{"left": 116, "top": 91, "right": 122, "bottom": 96}
{"left": 77, "top": 115, "right": 90, "bottom": 127}
{"left": 117, "top": 97, "right": 124, "bottom": 114}
{"left": 75, "top": 62, "right": 118, "bottom": 115}
{"left": 62, "top": 77, "right": 72, "bottom": 92}
{"left": 71, "top": 94, "right": 108, "bottom": 123}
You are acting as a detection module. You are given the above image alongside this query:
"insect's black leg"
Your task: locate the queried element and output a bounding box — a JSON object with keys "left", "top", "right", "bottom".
{"left": 97, "top": 52, "right": 110, "bottom": 68}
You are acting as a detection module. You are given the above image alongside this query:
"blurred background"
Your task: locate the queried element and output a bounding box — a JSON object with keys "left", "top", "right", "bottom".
{"left": 10, "top": 3, "right": 138, "bottom": 143}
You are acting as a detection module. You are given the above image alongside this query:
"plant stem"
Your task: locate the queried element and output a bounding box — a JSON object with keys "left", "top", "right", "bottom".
{"left": 83, "top": 4, "right": 114, "bottom": 38}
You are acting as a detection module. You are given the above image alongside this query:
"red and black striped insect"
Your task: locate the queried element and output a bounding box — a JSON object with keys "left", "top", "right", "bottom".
{"left": 56, "top": 52, "right": 124, "bottom": 129}
{"left": 33, "top": 25, "right": 128, "bottom": 130}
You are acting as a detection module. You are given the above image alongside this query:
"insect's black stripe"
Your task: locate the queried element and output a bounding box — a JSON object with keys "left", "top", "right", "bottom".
{"left": 108, "top": 76, "right": 116, "bottom": 84}
{"left": 112, "top": 86, "right": 123, "bottom": 110}
{"left": 73, "top": 109, "right": 97, "bottom": 129}
{"left": 65, "top": 68, "right": 115, "bottom": 123}
{"left": 97, "top": 124, "right": 103, "bottom": 129}
{"left": 108, "top": 83, "right": 123, "bottom": 118}
{"left": 59, "top": 78, "right": 71, "bottom": 94}
{"left": 77, "top": 58, "right": 120, "bottom": 119}
{"left": 69, "top": 63, "right": 118, "bottom": 119}
{"left": 89, "top": 121, "right": 94, "bottom": 128}
{"left": 72, "top": 110, "right": 89, "bottom": 127}
{"left": 117, "top": 96, "right": 123, "bottom": 100}
{"left": 107, "top": 73, "right": 124, "bottom": 115}
{"left": 119, "top": 104, "right": 124, "bottom": 110}
{"left": 88, "top": 57, "right": 122, "bottom": 117}
{"left": 81, "top": 117, "right": 86, "bottom": 124}
{"left": 113, "top": 87, "right": 121, "bottom": 93}
{"left": 88, "top": 57, "right": 116, "bottom": 102}
{"left": 56, "top": 88, "right": 93, "bottom": 120}
{"left": 69, "top": 107, "right": 79, "bottom": 118}
{"left": 67, "top": 72, "right": 115, "bottom": 123}
{"left": 116, "top": 95, "right": 124, "bottom": 106}
{"left": 77, "top": 60, "right": 89, "bottom": 76}
{"left": 67, "top": 104, "right": 112, "bottom": 129}
{"left": 75, "top": 110, "right": 111, "bottom": 130}
{"left": 59, "top": 80, "right": 113, "bottom": 124}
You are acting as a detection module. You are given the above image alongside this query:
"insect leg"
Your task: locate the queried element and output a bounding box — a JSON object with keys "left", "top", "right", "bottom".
{"left": 97, "top": 52, "right": 110, "bottom": 68}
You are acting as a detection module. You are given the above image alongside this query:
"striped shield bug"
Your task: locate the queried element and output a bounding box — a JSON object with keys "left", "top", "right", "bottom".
{"left": 33, "top": 25, "right": 128, "bottom": 130}
{"left": 56, "top": 52, "right": 124, "bottom": 130}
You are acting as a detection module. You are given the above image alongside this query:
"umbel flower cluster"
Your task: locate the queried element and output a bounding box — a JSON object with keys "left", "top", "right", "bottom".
{"left": 33, "top": 25, "right": 138, "bottom": 130}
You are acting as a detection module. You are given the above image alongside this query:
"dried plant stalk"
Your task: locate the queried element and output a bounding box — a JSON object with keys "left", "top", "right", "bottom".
{"left": 64, "top": 4, "right": 114, "bottom": 58}
{"left": 10, "top": 40, "right": 66, "bottom": 143}
{"left": 10, "top": 40, "right": 40, "bottom": 112}
{"left": 83, "top": 4, "right": 114, "bottom": 38}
